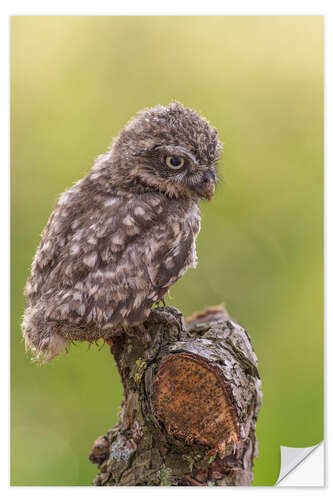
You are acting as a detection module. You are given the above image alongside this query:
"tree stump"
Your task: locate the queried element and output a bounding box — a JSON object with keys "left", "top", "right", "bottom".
{"left": 89, "top": 305, "right": 262, "bottom": 486}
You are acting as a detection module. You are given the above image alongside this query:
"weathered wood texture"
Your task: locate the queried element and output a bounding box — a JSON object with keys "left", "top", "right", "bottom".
{"left": 89, "top": 305, "right": 262, "bottom": 486}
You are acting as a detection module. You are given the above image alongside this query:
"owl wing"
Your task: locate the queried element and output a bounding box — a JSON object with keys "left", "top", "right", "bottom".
{"left": 109, "top": 204, "right": 200, "bottom": 327}
{"left": 29, "top": 188, "right": 199, "bottom": 331}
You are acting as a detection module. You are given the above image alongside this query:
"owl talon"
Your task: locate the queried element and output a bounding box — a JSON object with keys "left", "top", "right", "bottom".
{"left": 147, "top": 308, "right": 185, "bottom": 335}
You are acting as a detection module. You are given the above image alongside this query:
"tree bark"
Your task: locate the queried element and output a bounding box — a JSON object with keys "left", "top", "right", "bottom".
{"left": 89, "top": 305, "right": 262, "bottom": 486}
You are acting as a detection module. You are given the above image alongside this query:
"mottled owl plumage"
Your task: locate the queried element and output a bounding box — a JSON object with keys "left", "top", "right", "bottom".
{"left": 22, "top": 102, "right": 222, "bottom": 362}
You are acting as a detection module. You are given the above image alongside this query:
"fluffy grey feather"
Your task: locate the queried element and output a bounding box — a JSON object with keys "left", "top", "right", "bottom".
{"left": 22, "top": 101, "right": 222, "bottom": 362}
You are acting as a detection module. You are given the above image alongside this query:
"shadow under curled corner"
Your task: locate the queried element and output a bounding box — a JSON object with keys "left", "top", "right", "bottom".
{"left": 276, "top": 442, "right": 324, "bottom": 487}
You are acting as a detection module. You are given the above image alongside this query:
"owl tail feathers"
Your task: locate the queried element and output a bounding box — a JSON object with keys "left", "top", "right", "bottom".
{"left": 22, "top": 307, "right": 69, "bottom": 364}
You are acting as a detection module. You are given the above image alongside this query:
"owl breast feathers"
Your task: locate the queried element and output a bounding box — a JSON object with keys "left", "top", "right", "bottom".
{"left": 22, "top": 101, "right": 222, "bottom": 362}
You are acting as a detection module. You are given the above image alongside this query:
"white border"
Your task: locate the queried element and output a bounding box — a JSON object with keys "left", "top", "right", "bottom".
{"left": 1, "top": 2, "right": 331, "bottom": 499}
{"left": 0, "top": 1, "right": 330, "bottom": 15}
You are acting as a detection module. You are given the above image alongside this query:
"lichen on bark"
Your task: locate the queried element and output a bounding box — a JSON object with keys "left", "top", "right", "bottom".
{"left": 89, "top": 305, "right": 262, "bottom": 486}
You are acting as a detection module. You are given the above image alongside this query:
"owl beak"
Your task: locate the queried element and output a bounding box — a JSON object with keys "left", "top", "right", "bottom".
{"left": 203, "top": 181, "right": 216, "bottom": 201}
{"left": 194, "top": 171, "right": 216, "bottom": 201}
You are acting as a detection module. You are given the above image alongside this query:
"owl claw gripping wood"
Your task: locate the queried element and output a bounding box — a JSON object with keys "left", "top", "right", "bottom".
{"left": 22, "top": 102, "right": 222, "bottom": 363}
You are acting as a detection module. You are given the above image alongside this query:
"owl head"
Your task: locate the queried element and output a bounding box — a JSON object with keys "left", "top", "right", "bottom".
{"left": 105, "top": 102, "right": 222, "bottom": 200}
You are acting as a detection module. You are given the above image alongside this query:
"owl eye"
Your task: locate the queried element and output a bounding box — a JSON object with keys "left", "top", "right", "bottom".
{"left": 165, "top": 155, "right": 184, "bottom": 169}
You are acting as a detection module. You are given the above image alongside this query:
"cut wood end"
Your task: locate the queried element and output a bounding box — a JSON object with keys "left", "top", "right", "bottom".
{"left": 185, "top": 305, "right": 228, "bottom": 326}
{"left": 151, "top": 353, "right": 240, "bottom": 451}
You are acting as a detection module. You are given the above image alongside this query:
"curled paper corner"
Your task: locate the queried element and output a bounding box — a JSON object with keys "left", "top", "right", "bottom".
{"left": 276, "top": 441, "right": 324, "bottom": 486}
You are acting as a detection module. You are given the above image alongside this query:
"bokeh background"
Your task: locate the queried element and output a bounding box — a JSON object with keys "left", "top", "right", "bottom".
{"left": 11, "top": 16, "right": 323, "bottom": 486}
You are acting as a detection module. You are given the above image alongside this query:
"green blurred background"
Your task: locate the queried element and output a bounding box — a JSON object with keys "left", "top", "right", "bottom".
{"left": 11, "top": 16, "right": 323, "bottom": 486}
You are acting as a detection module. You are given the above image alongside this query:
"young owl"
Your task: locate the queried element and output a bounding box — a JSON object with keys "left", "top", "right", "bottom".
{"left": 22, "top": 102, "right": 222, "bottom": 362}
